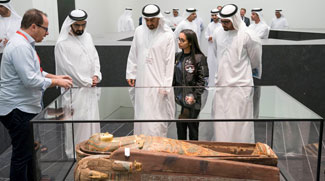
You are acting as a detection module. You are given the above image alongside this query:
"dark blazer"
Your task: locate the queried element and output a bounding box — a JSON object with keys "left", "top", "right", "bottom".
{"left": 243, "top": 16, "right": 250, "bottom": 27}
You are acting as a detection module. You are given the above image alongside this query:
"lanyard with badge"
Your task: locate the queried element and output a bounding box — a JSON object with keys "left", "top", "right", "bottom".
{"left": 16, "top": 31, "right": 43, "bottom": 72}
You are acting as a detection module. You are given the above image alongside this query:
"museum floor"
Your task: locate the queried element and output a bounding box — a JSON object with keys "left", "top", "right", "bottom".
{"left": 0, "top": 121, "right": 324, "bottom": 180}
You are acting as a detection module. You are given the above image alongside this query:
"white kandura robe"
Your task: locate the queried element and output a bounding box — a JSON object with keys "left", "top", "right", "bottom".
{"left": 170, "top": 15, "right": 183, "bottom": 29}
{"left": 212, "top": 87, "right": 254, "bottom": 143}
{"left": 213, "top": 28, "right": 262, "bottom": 86}
{"left": 55, "top": 32, "right": 102, "bottom": 157}
{"left": 270, "top": 17, "right": 288, "bottom": 29}
{"left": 195, "top": 17, "right": 204, "bottom": 39}
{"left": 62, "top": 88, "right": 101, "bottom": 158}
{"left": 117, "top": 10, "right": 135, "bottom": 32}
{"left": 0, "top": 6, "right": 21, "bottom": 53}
{"left": 249, "top": 22, "right": 270, "bottom": 39}
{"left": 126, "top": 24, "right": 176, "bottom": 137}
{"left": 205, "top": 22, "right": 221, "bottom": 86}
{"left": 55, "top": 33, "right": 102, "bottom": 87}
{"left": 164, "top": 15, "right": 173, "bottom": 29}
{"left": 212, "top": 26, "right": 262, "bottom": 143}
{"left": 174, "top": 19, "right": 199, "bottom": 41}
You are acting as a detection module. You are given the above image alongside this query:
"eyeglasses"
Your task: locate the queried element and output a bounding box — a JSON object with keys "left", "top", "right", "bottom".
{"left": 178, "top": 37, "right": 187, "bottom": 43}
{"left": 36, "top": 24, "right": 48, "bottom": 32}
{"left": 220, "top": 20, "right": 231, "bottom": 25}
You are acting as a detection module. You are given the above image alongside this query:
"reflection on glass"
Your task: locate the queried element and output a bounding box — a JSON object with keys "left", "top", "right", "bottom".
{"left": 34, "top": 86, "right": 322, "bottom": 122}
{"left": 273, "top": 121, "right": 311, "bottom": 155}
{"left": 212, "top": 87, "right": 255, "bottom": 143}
{"left": 253, "top": 86, "right": 261, "bottom": 119}
{"left": 131, "top": 87, "right": 175, "bottom": 137}
{"left": 29, "top": 86, "right": 323, "bottom": 180}
{"left": 174, "top": 87, "right": 208, "bottom": 140}
{"left": 62, "top": 88, "right": 101, "bottom": 158}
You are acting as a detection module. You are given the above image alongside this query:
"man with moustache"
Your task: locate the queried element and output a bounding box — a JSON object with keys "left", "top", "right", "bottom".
{"left": 212, "top": 4, "right": 262, "bottom": 143}
{"left": 55, "top": 9, "right": 102, "bottom": 158}
{"left": 126, "top": 4, "right": 175, "bottom": 137}
{"left": 0, "top": 9, "right": 72, "bottom": 180}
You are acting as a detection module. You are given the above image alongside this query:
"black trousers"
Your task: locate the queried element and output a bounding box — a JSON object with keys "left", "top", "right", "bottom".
{"left": 0, "top": 109, "right": 36, "bottom": 181}
{"left": 177, "top": 107, "right": 200, "bottom": 140}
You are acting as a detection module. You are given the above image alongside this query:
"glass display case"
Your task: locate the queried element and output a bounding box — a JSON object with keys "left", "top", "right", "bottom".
{"left": 30, "top": 86, "right": 324, "bottom": 180}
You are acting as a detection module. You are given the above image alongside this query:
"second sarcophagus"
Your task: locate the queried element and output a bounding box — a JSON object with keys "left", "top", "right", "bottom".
{"left": 75, "top": 133, "right": 279, "bottom": 180}
{"left": 76, "top": 133, "right": 278, "bottom": 167}
{"left": 75, "top": 148, "right": 279, "bottom": 181}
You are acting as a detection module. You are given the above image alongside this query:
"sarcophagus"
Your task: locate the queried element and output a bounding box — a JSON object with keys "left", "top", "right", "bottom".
{"left": 74, "top": 155, "right": 142, "bottom": 181}
{"left": 75, "top": 148, "right": 279, "bottom": 181}
{"left": 76, "top": 133, "right": 277, "bottom": 166}
{"left": 75, "top": 133, "right": 279, "bottom": 180}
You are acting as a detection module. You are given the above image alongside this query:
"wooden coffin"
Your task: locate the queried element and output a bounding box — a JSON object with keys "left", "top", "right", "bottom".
{"left": 186, "top": 140, "right": 278, "bottom": 166}
{"left": 75, "top": 155, "right": 141, "bottom": 181}
{"left": 76, "top": 134, "right": 277, "bottom": 166}
{"left": 75, "top": 149, "right": 279, "bottom": 181}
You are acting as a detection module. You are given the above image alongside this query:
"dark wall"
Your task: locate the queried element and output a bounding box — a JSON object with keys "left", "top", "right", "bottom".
{"left": 255, "top": 45, "right": 325, "bottom": 118}
{"left": 95, "top": 46, "right": 130, "bottom": 87}
{"left": 57, "top": 0, "right": 75, "bottom": 30}
{"left": 269, "top": 30, "right": 325, "bottom": 41}
{"left": 37, "top": 44, "right": 325, "bottom": 119}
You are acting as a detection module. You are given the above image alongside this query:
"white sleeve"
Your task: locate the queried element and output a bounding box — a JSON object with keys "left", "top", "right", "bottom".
{"left": 261, "top": 26, "right": 269, "bottom": 39}
{"left": 212, "top": 29, "right": 218, "bottom": 58}
{"left": 174, "top": 25, "right": 180, "bottom": 38}
{"left": 93, "top": 47, "right": 102, "bottom": 82}
{"left": 88, "top": 35, "right": 102, "bottom": 82}
{"left": 204, "top": 24, "right": 210, "bottom": 40}
{"left": 173, "top": 23, "right": 182, "bottom": 51}
{"left": 128, "top": 19, "right": 135, "bottom": 31}
{"left": 246, "top": 35, "right": 262, "bottom": 79}
{"left": 55, "top": 42, "right": 92, "bottom": 86}
{"left": 126, "top": 31, "right": 138, "bottom": 79}
{"left": 270, "top": 20, "right": 275, "bottom": 29}
{"left": 212, "top": 29, "right": 218, "bottom": 84}
{"left": 284, "top": 19, "right": 289, "bottom": 29}
{"left": 163, "top": 34, "right": 176, "bottom": 87}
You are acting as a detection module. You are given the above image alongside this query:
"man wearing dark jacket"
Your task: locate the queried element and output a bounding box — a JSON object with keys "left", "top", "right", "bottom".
{"left": 240, "top": 8, "right": 250, "bottom": 26}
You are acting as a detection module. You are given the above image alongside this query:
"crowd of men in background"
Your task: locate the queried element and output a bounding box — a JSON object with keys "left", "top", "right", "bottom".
{"left": 117, "top": 5, "right": 289, "bottom": 35}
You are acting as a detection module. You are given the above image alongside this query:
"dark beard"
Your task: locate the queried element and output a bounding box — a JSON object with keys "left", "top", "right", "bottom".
{"left": 73, "top": 30, "right": 84, "bottom": 36}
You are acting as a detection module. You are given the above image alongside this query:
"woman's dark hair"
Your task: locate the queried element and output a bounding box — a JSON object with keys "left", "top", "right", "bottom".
{"left": 180, "top": 29, "right": 205, "bottom": 63}
{"left": 21, "top": 9, "right": 47, "bottom": 29}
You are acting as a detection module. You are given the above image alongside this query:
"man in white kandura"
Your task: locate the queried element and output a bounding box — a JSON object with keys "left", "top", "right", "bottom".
{"left": 126, "top": 4, "right": 175, "bottom": 137}
{"left": 270, "top": 9, "right": 288, "bottom": 29}
{"left": 174, "top": 8, "right": 199, "bottom": 44}
{"left": 194, "top": 10, "right": 204, "bottom": 40}
{"left": 212, "top": 4, "right": 262, "bottom": 143}
{"left": 249, "top": 8, "right": 270, "bottom": 39}
{"left": 163, "top": 11, "right": 173, "bottom": 28}
{"left": 0, "top": 0, "right": 21, "bottom": 54}
{"left": 205, "top": 8, "right": 221, "bottom": 86}
{"left": 117, "top": 8, "right": 135, "bottom": 32}
{"left": 55, "top": 9, "right": 102, "bottom": 157}
{"left": 170, "top": 8, "right": 183, "bottom": 30}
